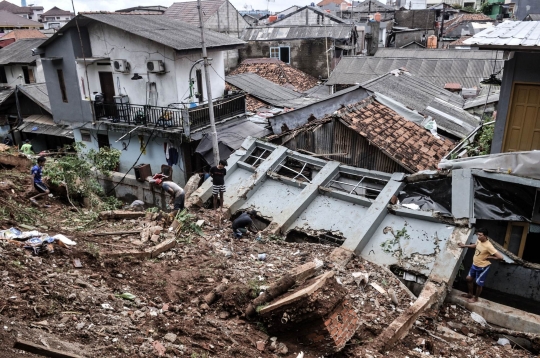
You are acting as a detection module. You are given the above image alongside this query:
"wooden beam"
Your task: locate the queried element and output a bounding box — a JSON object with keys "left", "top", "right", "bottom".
{"left": 14, "top": 339, "right": 84, "bottom": 358}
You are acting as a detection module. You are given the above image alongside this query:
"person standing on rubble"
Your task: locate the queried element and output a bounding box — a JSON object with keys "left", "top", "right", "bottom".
{"left": 232, "top": 210, "right": 258, "bottom": 238}
{"left": 29, "top": 156, "right": 50, "bottom": 206}
{"left": 458, "top": 228, "right": 503, "bottom": 303}
{"left": 156, "top": 179, "right": 185, "bottom": 211}
{"left": 210, "top": 160, "right": 227, "bottom": 210}
{"left": 20, "top": 139, "right": 34, "bottom": 154}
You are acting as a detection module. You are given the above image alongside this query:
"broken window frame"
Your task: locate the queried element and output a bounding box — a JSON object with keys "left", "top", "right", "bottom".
{"left": 504, "top": 222, "right": 529, "bottom": 258}
{"left": 324, "top": 171, "right": 385, "bottom": 198}
{"left": 243, "top": 147, "right": 273, "bottom": 168}
{"left": 272, "top": 156, "right": 323, "bottom": 184}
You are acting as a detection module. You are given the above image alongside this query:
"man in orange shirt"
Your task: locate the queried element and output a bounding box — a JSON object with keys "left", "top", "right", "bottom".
{"left": 458, "top": 228, "right": 503, "bottom": 303}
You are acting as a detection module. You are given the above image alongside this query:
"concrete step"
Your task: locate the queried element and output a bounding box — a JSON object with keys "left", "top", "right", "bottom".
{"left": 446, "top": 289, "right": 540, "bottom": 334}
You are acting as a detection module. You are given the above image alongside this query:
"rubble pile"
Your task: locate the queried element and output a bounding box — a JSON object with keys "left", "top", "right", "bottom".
{"left": 0, "top": 167, "right": 537, "bottom": 357}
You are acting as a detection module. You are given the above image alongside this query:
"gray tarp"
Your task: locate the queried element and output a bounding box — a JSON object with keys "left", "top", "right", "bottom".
{"left": 195, "top": 118, "right": 270, "bottom": 166}
{"left": 439, "top": 151, "right": 540, "bottom": 180}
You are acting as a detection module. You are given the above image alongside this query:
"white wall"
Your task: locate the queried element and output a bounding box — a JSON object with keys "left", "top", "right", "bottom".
{"left": 0, "top": 64, "right": 40, "bottom": 85}
{"left": 79, "top": 23, "right": 227, "bottom": 108}
{"left": 73, "top": 128, "right": 187, "bottom": 185}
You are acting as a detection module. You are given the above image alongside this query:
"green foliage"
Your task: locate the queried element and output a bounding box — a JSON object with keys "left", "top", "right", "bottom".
{"left": 395, "top": 227, "right": 411, "bottom": 240}
{"left": 175, "top": 209, "right": 203, "bottom": 236}
{"left": 463, "top": 5, "right": 477, "bottom": 13}
{"left": 44, "top": 143, "right": 122, "bottom": 212}
{"left": 248, "top": 277, "right": 266, "bottom": 298}
{"left": 466, "top": 123, "right": 494, "bottom": 157}
{"left": 480, "top": 1, "right": 493, "bottom": 15}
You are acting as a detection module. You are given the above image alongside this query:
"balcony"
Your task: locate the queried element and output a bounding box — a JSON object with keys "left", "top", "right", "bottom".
{"left": 94, "top": 94, "right": 246, "bottom": 131}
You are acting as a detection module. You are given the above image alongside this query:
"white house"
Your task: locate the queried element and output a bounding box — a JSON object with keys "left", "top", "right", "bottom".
{"left": 0, "top": 38, "right": 45, "bottom": 85}
{"left": 41, "top": 6, "right": 74, "bottom": 29}
{"left": 38, "top": 13, "right": 261, "bottom": 186}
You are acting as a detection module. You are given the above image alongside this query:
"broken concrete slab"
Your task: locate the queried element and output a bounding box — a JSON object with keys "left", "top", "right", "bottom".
{"left": 374, "top": 281, "right": 444, "bottom": 352}
{"left": 446, "top": 289, "right": 540, "bottom": 334}
{"left": 98, "top": 210, "right": 146, "bottom": 220}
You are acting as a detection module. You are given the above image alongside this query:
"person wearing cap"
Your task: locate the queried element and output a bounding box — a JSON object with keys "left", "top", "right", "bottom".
{"left": 30, "top": 156, "right": 50, "bottom": 206}
{"left": 20, "top": 139, "right": 34, "bottom": 155}
{"left": 458, "top": 228, "right": 503, "bottom": 303}
{"left": 232, "top": 210, "right": 257, "bottom": 238}
{"left": 156, "top": 178, "right": 184, "bottom": 211}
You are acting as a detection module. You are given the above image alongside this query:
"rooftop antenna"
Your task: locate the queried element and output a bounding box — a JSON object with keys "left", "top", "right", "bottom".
{"left": 266, "top": 0, "right": 275, "bottom": 15}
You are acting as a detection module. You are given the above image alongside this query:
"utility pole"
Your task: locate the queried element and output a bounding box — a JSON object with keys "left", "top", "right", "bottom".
{"left": 197, "top": 0, "right": 220, "bottom": 166}
{"left": 439, "top": 2, "right": 446, "bottom": 48}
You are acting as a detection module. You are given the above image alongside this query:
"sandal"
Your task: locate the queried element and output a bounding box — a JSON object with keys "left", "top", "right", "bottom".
{"left": 30, "top": 198, "right": 39, "bottom": 206}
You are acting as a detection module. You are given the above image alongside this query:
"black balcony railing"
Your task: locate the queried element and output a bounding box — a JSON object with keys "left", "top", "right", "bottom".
{"left": 94, "top": 94, "right": 246, "bottom": 131}
{"left": 189, "top": 94, "right": 246, "bottom": 130}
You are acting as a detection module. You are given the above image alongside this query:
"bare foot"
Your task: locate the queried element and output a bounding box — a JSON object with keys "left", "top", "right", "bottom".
{"left": 467, "top": 297, "right": 479, "bottom": 303}
{"left": 461, "top": 293, "right": 473, "bottom": 299}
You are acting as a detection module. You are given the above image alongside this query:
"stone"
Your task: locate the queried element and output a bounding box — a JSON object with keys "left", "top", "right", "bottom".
{"left": 256, "top": 341, "right": 265, "bottom": 351}
{"left": 164, "top": 333, "right": 177, "bottom": 343}
{"left": 200, "top": 303, "right": 210, "bottom": 311}
{"left": 195, "top": 220, "right": 205, "bottom": 227}
{"left": 151, "top": 235, "right": 160, "bottom": 243}
{"left": 76, "top": 322, "right": 85, "bottom": 330}
{"left": 218, "top": 311, "right": 230, "bottom": 319}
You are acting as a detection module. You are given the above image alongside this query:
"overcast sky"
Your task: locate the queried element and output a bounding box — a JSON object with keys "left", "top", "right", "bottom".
{"left": 33, "top": 0, "right": 313, "bottom": 14}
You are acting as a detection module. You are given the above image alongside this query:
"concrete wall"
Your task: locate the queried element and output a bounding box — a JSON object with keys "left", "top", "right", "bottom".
{"left": 270, "top": 8, "right": 341, "bottom": 26}
{"left": 491, "top": 52, "right": 540, "bottom": 154}
{"left": 513, "top": 0, "right": 540, "bottom": 20}
{"left": 395, "top": 9, "right": 435, "bottom": 28}
{"left": 1, "top": 64, "right": 42, "bottom": 85}
{"left": 41, "top": 27, "right": 94, "bottom": 124}
{"left": 239, "top": 39, "right": 331, "bottom": 78}
{"left": 206, "top": 0, "right": 249, "bottom": 34}
{"left": 73, "top": 127, "right": 187, "bottom": 186}
{"left": 84, "top": 23, "right": 226, "bottom": 107}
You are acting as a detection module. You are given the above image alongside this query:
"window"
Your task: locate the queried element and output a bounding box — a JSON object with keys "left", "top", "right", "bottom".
{"left": 269, "top": 46, "right": 290, "bottom": 64}
{"left": 56, "top": 17, "right": 60, "bottom": 19}
{"left": 0, "top": 66, "right": 7, "bottom": 83}
{"left": 57, "top": 69, "right": 68, "bottom": 102}
{"left": 22, "top": 66, "right": 30, "bottom": 84}
{"left": 270, "top": 47, "right": 280, "bottom": 59}
{"left": 80, "top": 130, "right": 91, "bottom": 142}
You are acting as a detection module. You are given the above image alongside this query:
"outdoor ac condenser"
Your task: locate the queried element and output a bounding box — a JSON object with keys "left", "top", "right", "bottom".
{"left": 146, "top": 60, "right": 165, "bottom": 73}
{"left": 112, "top": 59, "right": 130, "bottom": 73}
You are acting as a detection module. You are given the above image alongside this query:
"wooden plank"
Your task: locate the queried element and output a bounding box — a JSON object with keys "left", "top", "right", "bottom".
{"left": 90, "top": 231, "right": 140, "bottom": 237}
{"left": 14, "top": 339, "right": 84, "bottom": 358}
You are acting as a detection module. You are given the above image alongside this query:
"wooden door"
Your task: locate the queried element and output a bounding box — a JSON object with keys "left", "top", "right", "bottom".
{"left": 503, "top": 83, "right": 540, "bottom": 152}
{"left": 98, "top": 72, "right": 115, "bottom": 103}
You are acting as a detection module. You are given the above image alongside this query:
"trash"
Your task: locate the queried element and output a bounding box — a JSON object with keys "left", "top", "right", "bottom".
{"left": 195, "top": 220, "right": 205, "bottom": 227}
{"left": 116, "top": 292, "right": 136, "bottom": 301}
{"left": 258, "top": 253, "right": 267, "bottom": 261}
{"left": 497, "top": 338, "right": 510, "bottom": 346}
{"left": 53, "top": 234, "right": 77, "bottom": 246}
{"left": 402, "top": 203, "right": 420, "bottom": 210}
{"left": 370, "top": 282, "right": 387, "bottom": 295}
{"left": 470, "top": 312, "right": 488, "bottom": 327}
{"left": 130, "top": 200, "right": 145, "bottom": 211}
{"left": 296, "top": 352, "right": 304, "bottom": 358}
{"left": 388, "top": 288, "right": 399, "bottom": 305}
{"left": 72, "top": 259, "right": 83, "bottom": 268}
{"left": 101, "top": 303, "right": 114, "bottom": 310}
{"left": 351, "top": 272, "right": 369, "bottom": 286}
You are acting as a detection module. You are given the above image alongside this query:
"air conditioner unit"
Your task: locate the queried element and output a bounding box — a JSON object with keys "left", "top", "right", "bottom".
{"left": 147, "top": 60, "right": 165, "bottom": 73}
{"left": 112, "top": 59, "right": 130, "bottom": 73}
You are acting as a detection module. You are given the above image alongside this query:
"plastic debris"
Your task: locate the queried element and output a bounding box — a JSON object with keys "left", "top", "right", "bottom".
{"left": 53, "top": 234, "right": 77, "bottom": 246}
{"left": 116, "top": 292, "right": 137, "bottom": 301}
{"left": 101, "top": 303, "right": 114, "bottom": 310}
{"left": 497, "top": 338, "right": 510, "bottom": 346}
{"left": 258, "top": 253, "right": 267, "bottom": 261}
{"left": 471, "top": 312, "right": 488, "bottom": 327}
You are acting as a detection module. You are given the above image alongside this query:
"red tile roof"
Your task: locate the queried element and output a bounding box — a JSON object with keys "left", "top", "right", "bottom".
{"left": 444, "top": 83, "right": 462, "bottom": 90}
{"left": 229, "top": 58, "right": 319, "bottom": 92}
{"left": 333, "top": 97, "right": 454, "bottom": 172}
{"left": 1, "top": 29, "right": 46, "bottom": 39}
{"left": 317, "top": 0, "right": 351, "bottom": 6}
{"left": 444, "top": 13, "right": 493, "bottom": 34}
{"left": 448, "top": 35, "right": 472, "bottom": 46}
{"left": 42, "top": 6, "right": 74, "bottom": 16}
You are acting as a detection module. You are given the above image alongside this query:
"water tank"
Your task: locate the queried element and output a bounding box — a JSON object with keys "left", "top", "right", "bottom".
{"left": 427, "top": 35, "right": 437, "bottom": 49}
{"left": 374, "top": 12, "right": 381, "bottom": 22}
{"left": 268, "top": 15, "right": 278, "bottom": 22}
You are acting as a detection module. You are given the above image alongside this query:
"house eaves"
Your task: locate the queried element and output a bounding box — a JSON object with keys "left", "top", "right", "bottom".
{"left": 17, "top": 82, "right": 51, "bottom": 114}
{"left": 0, "top": 38, "right": 45, "bottom": 65}
{"left": 187, "top": 137, "right": 468, "bottom": 279}
{"left": 38, "top": 13, "right": 246, "bottom": 53}
{"left": 268, "top": 6, "right": 346, "bottom": 26}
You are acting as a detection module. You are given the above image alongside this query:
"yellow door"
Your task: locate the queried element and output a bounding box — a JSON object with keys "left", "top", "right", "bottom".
{"left": 503, "top": 84, "right": 540, "bottom": 152}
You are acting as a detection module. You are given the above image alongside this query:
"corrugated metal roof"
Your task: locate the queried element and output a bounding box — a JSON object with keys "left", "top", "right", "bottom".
{"left": 326, "top": 55, "right": 503, "bottom": 89}
{"left": 269, "top": 6, "right": 346, "bottom": 26}
{"left": 0, "top": 10, "right": 42, "bottom": 27}
{"left": 164, "top": 0, "right": 224, "bottom": 26}
{"left": 241, "top": 25, "right": 353, "bottom": 41}
{"left": 40, "top": 13, "right": 245, "bottom": 52}
{"left": 18, "top": 83, "right": 50, "bottom": 113}
{"left": 525, "top": 14, "right": 540, "bottom": 21}
{"left": 361, "top": 72, "right": 479, "bottom": 138}
{"left": 0, "top": 38, "right": 44, "bottom": 64}
{"left": 0, "top": 0, "right": 32, "bottom": 14}
{"left": 463, "top": 92, "right": 500, "bottom": 109}
{"left": 0, "top": 87, "right": 13, "bottom": 105}
{"left": 226, "top": 72, "right": 308, "bottom": 107}
{"left": 464, "top": 21, "right": 540, "bottom": 49}
{"left": 42, "top": 6, "right": 73, "bottom": 16}
{"left": 17, "top": 114, "right": 74, "bottom": 138}
{"left": 374, "top": 48, "right": 504, "bottom": 60}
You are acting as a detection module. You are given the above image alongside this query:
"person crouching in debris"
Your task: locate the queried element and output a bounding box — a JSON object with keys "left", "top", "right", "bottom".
{"left": 458, "top": 228, "right": 503, "bottom": 303}
{"left": 30, "top": 156, "right": 50, "bottom": 207}
{"left": 232, "top": 210, "right": 258, "bottom": 238}
{"left": 210, "top": 159, "right": 227, "bottom": 210}
{"left": 156, "top": 179, "right": 185, "bottom": 211}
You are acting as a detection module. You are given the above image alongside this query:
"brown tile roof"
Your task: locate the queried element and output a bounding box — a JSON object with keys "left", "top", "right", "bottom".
{"left": 333, "top": 97, "right": 454, "bottom": 172}
{"left": 42, "top": 6, "right": 74, "bottom": 16}
{"left": 444, "top": 13, "right": 493, "bottom": 34}
{"left": 229, "top": 58, "right": 319, "bottom": 92}
{"left": 444, "top": 83, "right": 462, "bottom": 90}
{"left": 225, "top": 82, "right": 266, "bottom": 112}
{"left": 448, "top": 35, "right": 472, "bottom": 46}
{"left": 0, "top": 10, "right": 42, "bottom": 27}
{"left": 1, "top": 29, "right": 46, "bottom": 39}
